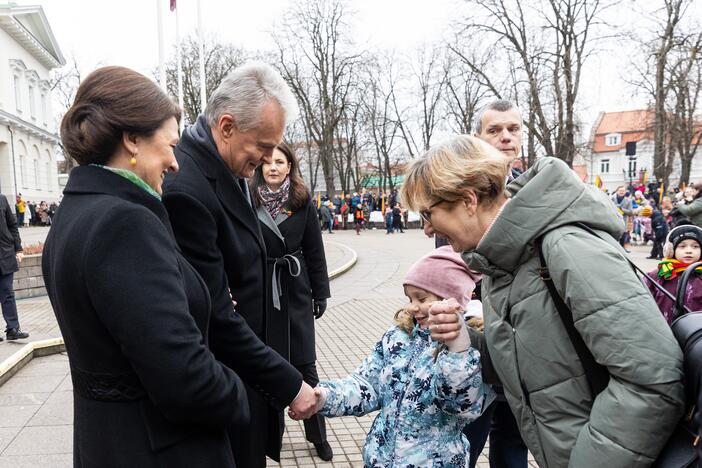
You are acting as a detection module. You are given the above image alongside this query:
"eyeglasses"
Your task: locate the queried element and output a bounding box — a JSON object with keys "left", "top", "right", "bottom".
{"left": 419, "top": 199, "right": 445, "bottom": 224}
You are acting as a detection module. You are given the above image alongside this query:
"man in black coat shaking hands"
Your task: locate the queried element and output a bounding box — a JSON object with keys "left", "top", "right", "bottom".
{"left": 163, "top": 62, "right": 317, "bottom": 467}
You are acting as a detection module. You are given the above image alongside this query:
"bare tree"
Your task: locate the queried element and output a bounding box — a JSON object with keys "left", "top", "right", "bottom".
{"left": 50, "top": 56, "right": 85, "bottom": 172}
{"left": 161, "top": 35, "right": 248, "bottom": 125}
{"left": 670, "top": 32, "right": 702, "bottom": 184}
{"left": 274, "top": 0, "right": 359, "bottom": 196}
{"left": 364, "top": 56, "right": 402, "bottom": 192}
{"left": 411, "top": 45, "right": 448, "bottom": 151}
{"left": 455, "top": 0, "right": 608, "bottom": 166}
{"left": 651, "top": 0, "right": 691, "bottom": 183}
{"left": 443, "top": 48, "right": 491, "bottom": 134}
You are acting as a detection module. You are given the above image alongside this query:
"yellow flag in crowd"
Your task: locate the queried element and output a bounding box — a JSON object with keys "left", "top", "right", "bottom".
{"left": 660, "top": 182, "right": 665, "bottom": 205}
{"left": 594, "top": 175, "right": 604, "bottom": 190}
{"left": 317, "top": 192, "right": 321, "bottom": 209}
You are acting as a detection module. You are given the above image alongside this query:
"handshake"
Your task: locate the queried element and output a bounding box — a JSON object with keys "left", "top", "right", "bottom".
{"left": 287, "top": 382, "right": 326, "bottom": 421}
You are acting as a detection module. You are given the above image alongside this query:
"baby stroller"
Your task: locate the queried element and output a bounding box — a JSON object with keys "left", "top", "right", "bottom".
{"left": 648, "top": 262, "right": 702, "bottom": 468}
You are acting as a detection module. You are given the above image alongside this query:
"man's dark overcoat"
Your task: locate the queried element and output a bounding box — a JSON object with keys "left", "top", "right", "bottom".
{"left": 162, "top": 119, "right": 303, "bottom": 465}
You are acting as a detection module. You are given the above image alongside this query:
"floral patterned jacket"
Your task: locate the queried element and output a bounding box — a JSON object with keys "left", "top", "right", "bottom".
{"left": 319, "top": 325, "right": 493, "bottom": 468}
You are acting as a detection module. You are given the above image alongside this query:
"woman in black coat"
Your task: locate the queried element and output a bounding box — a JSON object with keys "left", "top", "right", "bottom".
{"left": 250, "top": 142, "right": 333, "bottom": 461}
{"left": 42, "top": 66, "right": 249, "bottom": 467}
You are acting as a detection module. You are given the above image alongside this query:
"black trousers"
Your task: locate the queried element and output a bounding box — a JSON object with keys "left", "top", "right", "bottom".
{"left": 651, "top": 234, "right": 666, "bottom": 259}
{"left": 295, "top": 361, "right": 327, "bottom": 444}
{"left": 0, "top": 272, "right": 19, "bottom": 330}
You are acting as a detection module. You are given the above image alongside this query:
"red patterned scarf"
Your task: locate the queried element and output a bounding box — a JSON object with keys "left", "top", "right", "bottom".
{"left": 258, "top": 177, "right": 290, "bottom": 220}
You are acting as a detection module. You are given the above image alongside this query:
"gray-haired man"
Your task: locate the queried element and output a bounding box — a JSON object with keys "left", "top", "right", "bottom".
{"left": 475, "top": 99, "right": 524, "bottom": 181}
{"left": 163, "top": 62, "right": 321, "bottom": 467}
{"left": 464, "top": 99, "right": 528, "bottom": 468}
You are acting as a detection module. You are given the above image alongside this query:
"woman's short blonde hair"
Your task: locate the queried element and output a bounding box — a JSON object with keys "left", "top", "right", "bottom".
{"left": 401, "top": 135, "right": 510, "bottom": 211}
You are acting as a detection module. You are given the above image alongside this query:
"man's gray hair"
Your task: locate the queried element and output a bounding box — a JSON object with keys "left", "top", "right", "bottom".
{"left": 474, "top": 99, "right": 522, "bottom": 134}
{"left": 204, "top": 61, "right": 299, "bottom": 131}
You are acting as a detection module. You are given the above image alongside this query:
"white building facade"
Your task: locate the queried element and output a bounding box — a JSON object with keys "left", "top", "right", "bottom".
{"left": 0, "top": 4, "right": 64, "bottom": 203}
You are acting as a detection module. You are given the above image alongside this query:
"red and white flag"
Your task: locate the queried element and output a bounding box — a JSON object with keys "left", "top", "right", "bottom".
{"left": 170, "top": 0, "right": 176, "bottom": 12}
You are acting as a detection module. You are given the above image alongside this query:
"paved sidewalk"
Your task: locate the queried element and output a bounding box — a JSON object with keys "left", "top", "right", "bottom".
{"left": 0, "top": 229, "right": 669, "bottom": 467}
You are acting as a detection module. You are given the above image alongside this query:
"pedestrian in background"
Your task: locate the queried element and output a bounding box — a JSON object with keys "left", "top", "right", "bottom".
{"left": 612, "top": 186, "right": 634, "bottom": 250}
{"left": 320, "top": 201, "right": 334, "bottom": 234}
{"left": 251, "top": 142, "right": 334, "bottom": 461}
{"left": 385, "top": 207, "right": 393, "bottom": 234}
{"left": 14, "top": 195, "right": 24, "bottom": 228}
{"left": 392, "top": 204, "right": 404, "bottom": 233}
{"left": 354, "top": 203, "right": 364, "bottom": 235}
{"left": 674, "top": 182, "right": 702, "bottom": 227}
{"left": 0, "top": 194, "right": 27, "bottom": 341}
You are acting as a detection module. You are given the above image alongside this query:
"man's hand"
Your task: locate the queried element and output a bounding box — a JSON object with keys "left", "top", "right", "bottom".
{"left": 427, "top": 299, "right": 467, "bottom": 345}
{"left": 15, "top": 252, "right": 24, "bottom": 265}
{"left": 313, "top": 299, "right": 327, "bottom": 319}
{"left": 288, "top": 381, "right": 318, "bottom": 420}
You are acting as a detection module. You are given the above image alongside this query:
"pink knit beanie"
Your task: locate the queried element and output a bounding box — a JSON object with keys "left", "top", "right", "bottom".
{"left": 403, "top": 246, "right": 482, "bottom": 309}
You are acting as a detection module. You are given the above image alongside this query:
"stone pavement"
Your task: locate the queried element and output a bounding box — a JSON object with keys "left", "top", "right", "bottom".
{"left": 0, "top": 228, "right": 672, "bottom": 467}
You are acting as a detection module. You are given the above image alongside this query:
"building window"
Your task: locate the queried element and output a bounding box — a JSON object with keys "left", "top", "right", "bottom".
{"left": 605, "top": 133, "right": 621, "bottom": 146}
{"left": 28, "top": 86, "right": 36, "bottom": 119}
{"left": 19, "top": 155, "right": 25, "bottom": 189}
{"left": 628, "top": 157, "right": 637, "bottom": 179}
{"left": 34, "top": 159, "right": 39, "bottom": 189}
{"left": 46, "top": 161, "right": 51, "bottom": 191}
{"left": 601, "top": 159, "right": 610, "bottom": 174}
{"left": 13, "top": 76, "right": 22, "bottom": 112}
{"left": 41, "top": 93, "right": 47, "bottom": 125}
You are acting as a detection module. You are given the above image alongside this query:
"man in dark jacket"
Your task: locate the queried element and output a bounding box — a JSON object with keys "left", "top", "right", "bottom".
{"left": 0, "top": 195, "right": 27, "bottom": 341}
{"left": 471, "top": 99, "right": 529, "bottom": 468}
{"left": 163, "top": 63, "right": 317, "bottom": 467}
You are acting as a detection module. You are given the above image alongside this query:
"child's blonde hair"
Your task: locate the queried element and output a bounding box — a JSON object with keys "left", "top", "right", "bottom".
{"left": 394, "top": 307, "right": 416, "bottom": 335}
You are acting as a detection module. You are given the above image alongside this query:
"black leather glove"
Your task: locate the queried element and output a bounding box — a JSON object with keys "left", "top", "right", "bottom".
{"left": 313, "top": 299, "right": 327, "bottom": 319}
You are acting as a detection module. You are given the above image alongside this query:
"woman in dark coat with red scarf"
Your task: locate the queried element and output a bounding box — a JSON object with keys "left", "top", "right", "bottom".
{"left": 250, "top": 142, "right": 333, "bottom": 461}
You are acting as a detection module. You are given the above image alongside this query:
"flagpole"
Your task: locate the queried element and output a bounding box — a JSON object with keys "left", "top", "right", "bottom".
{"left": 197, "top": 0, "right": 206, "bottom": 114}
{"left": 176, "top": 2, "right": 184, "bottom": 131}
{"left": 157, "top": 0, "right": 166, "bottom": 91}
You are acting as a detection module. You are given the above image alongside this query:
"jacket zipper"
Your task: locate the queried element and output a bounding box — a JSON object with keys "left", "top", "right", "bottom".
{"left": 388, "top": 336, "right": 428, "bottom": 468}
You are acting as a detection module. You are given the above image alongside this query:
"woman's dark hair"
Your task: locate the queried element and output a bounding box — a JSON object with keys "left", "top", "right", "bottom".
{"left": 251, "top": 141, "right": 310, "bottom": 211}
{"left": 60, "top": 66, "right": 181, "bottom": 166}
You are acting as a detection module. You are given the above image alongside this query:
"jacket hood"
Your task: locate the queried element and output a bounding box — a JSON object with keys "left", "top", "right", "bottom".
{"left": 464, "top": 157, "right": 625, "bottom": 275}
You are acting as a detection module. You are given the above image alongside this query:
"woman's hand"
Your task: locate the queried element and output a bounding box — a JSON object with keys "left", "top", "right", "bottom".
{"left": 428, "top": 299, "right": 471, "bottom": 352}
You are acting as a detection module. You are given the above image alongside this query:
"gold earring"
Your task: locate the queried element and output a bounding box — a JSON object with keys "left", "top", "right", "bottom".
{"left": 129, "top": 154, "right": 137, "bottom": 167}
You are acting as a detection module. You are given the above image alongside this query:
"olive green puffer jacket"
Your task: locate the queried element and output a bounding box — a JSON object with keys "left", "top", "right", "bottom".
{"left": 677, "top": 197, "right": 702, "bottom": 227}
{"left": 464, "top": 157, "right": 685, "bottom": 468}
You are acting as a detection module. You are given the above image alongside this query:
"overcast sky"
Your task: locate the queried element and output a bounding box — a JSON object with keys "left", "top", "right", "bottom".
{"left": 26, "top": 0, "right": 701, "bottom": 135}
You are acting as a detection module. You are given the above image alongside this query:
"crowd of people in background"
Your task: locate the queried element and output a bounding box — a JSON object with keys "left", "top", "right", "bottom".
{"left": 606, "top": 181, "right": 702, "bottom": 260}
{"left": 14, "top": 194, "right": 58, "bottom": 227}
{"left": 314, "top": 188, "right": 408, "bottom": 235}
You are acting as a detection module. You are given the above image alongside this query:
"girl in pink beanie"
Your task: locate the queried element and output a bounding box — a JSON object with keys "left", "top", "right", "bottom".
{"left": 311, "top": 246, "right": 492, "bottom": 467}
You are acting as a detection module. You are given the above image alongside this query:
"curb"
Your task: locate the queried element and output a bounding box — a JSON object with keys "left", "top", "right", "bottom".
{"left": 0, "top": 245, "right": 359, "bottom": 385}
{"left": 326, "top": 241, "right": 358, "bottom": 279}
{"left": 0, "top": 337, "right": 65, "bottom": 387}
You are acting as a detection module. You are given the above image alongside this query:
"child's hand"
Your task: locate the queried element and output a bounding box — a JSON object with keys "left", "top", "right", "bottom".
{"left": 314, "top": 387, "right": 326, "bottom": 413}
{"left": 428, "top": 299, "right": 471, "bottom": 352}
